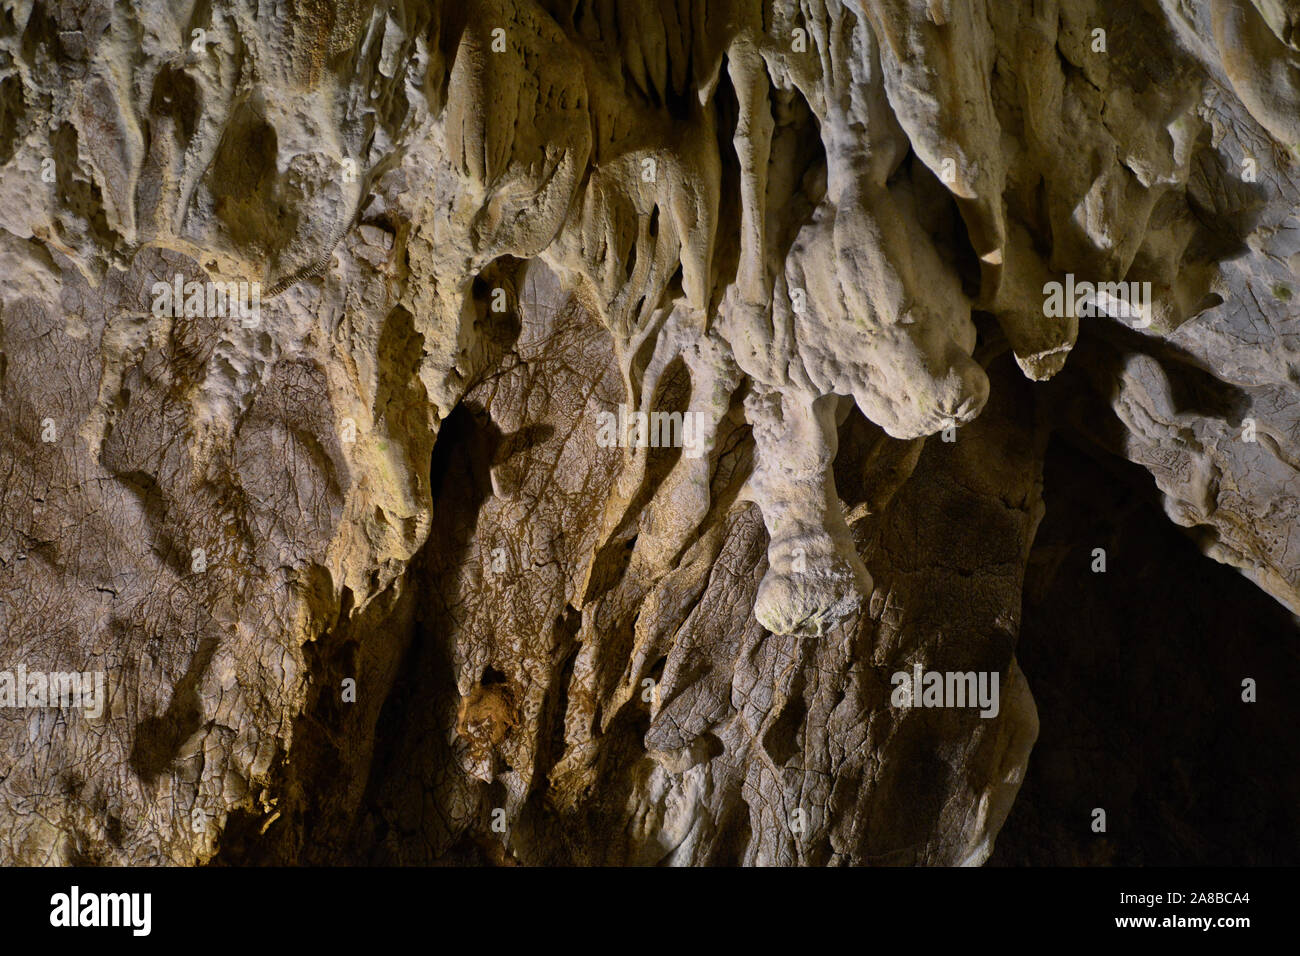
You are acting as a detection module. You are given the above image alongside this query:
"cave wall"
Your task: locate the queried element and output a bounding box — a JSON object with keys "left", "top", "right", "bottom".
{"left": 0, "top": 0, "right": 1297, "bottom": 865}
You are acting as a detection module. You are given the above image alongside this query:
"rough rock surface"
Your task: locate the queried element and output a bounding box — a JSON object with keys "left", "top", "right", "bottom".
{"left": 0, "top": 0, "right": 1296, "bottom": 865}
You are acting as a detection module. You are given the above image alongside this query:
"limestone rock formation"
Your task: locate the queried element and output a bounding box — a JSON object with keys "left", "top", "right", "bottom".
{"left": 0, "top": 0, "right": 1296, "bottom": 865}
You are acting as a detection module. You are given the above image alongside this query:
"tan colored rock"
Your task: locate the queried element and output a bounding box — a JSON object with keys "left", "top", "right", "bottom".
{"left": 0, "top": 0, "right": 1296, "bottom": 866}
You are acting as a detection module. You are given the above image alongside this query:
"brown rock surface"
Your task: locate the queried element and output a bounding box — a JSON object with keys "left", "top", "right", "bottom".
{"left": 0, "top": 0, "right": 1296, "bottom": 865}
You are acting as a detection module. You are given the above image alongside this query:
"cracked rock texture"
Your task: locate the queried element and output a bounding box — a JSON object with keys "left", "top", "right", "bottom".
{"left": 0, "top": 0, "right": 1297, "bottom": 865}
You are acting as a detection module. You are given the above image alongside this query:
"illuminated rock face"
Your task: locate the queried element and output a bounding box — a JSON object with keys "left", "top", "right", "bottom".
{"left": 0, "top": 0, "right": 1296, "bottom": 865}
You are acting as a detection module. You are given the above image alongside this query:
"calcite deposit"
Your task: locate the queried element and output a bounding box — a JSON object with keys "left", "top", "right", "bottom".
{"left": 0, "top": 0, "right": 1297, "bottom": 865}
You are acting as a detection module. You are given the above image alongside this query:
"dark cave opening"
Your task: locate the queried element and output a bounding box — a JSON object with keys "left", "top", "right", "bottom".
{"left": 991, "top": 435, "right": 1300, "bottom": 865}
